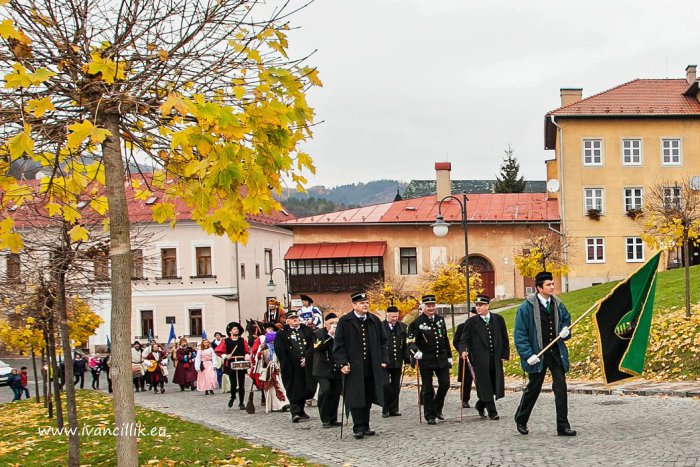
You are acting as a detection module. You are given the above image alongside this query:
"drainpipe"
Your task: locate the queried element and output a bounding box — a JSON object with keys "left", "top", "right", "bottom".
{"left": 550, "top": 115, "right": 569, "bottom": 292}
{"left": 234, "top": 242, "right": 242, "bottom": 323}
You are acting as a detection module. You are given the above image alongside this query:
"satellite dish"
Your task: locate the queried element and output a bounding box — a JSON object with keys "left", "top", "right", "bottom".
{"left": 546, "top": 179, "right": 560, "bottom": 193}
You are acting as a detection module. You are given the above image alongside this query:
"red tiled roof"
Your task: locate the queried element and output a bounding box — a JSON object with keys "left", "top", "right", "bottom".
{"left": 282, "top": 194, "right": 559, "bottom": 226}
{"left": 548, "top": 79, "right": 700, "bottom": 116}
{"left": 284, "top": 241, "right": 387, "bottom": 260}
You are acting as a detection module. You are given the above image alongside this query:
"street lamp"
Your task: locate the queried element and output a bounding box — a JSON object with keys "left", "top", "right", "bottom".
{"left": 266, "top": 266, "right": 291, "bottom": 313}
{"left": 432, "top": 193, "right": 471, "bottom": 313}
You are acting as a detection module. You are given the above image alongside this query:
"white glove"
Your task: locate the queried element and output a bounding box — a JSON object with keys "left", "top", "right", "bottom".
{"left": 259, "top": 334, "right": 266, "bottom": 345}
{"left": 448, "top": 358, "right": 453, "bottom": 366}
{"left": 559, "top": 326, "right": 570, "bottom": 339}
{"left": 414, "top": 351, "right": 423, "bottom": 360}
{"left": 244, "top": 354, "right": 251, "bottom": 361}
{"left": 527, "top": 355, "right": 540, "bottom": 365}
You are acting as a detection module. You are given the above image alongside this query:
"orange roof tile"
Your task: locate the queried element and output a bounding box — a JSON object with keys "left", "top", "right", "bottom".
{"left": 284, "top": 241, "right": 387, "bottom": 260}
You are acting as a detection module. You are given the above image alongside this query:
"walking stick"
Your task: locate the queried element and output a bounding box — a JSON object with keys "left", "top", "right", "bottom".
{"left": 460, "top": 355, "right": 466, "bottom": 421}
{"left": 339, "top": 373, "right": 346, "bottom": 439}
{"left": 415, "top": 361, "right": 422, "bottom": 424}
{"left": 534, "top": 301, "right": 599, "bottom": 359}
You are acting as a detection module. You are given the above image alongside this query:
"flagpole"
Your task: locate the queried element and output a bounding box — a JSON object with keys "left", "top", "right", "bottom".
{"left": 534, "top": 301, "right": 600, "bottom": 359}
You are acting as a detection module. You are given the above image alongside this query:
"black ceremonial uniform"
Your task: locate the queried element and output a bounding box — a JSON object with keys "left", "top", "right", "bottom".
{"left": 275, "top": 324, "right": 316, "bottom": 420}
{"left": 453, "top": 320, "right": 473, "bottom": 406}
{"left": 459, "top": 313, "right": 509, "bottom": 418}
{"left": 382, "top": 319, "right": 409, "bottom": 416}
{"left": 407, "top": 313, "right": 452, "bottom": 423}
{"left": 312, "top": 327, "right": 342, "bottom": 426}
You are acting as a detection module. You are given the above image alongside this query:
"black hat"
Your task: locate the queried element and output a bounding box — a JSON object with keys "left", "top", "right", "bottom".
{"left": 386, "top": 305, "right": 399, "bottom": 313}
{"left": 535, "top": 271, "right": 553, "bottom": 283}
{"left": 475, "top": 294, "right": 491, "bottom": 305}
{"left": 286, "top": 310, "right": 299, "bottom": 319}
{"left": 299, "top": 294, "right": 313, "bottom": 304}
{"left": 351, "top": 291, "right": 368, "bottom": 303}
{"left": 325, "top": 312, "right": 338, "bottom": 320}
{"left": 225, "top": 321, "right": 244, "bottom": 335}
{"left": 421, "top": 294, "right": 437, "bottom": 304}
{"left": 263, "top": 322, "right": 276, "bottom": 329}
{"left": 470, "top": 306, "right": 477, "bottom": 314}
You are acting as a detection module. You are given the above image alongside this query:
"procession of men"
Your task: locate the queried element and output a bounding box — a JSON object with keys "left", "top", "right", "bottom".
{"left": 227, "top": 270, "right": 576, "bottom": 439}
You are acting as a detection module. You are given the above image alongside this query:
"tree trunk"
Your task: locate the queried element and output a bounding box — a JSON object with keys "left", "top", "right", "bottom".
{"left": 56, "top": 235, "right": 81, "bottom": 467}
{"left": 450, "top": 304, "right": 455, "bottom": 330}
{"left": 31, "top": 348, "right": 40, "bottom": 404}
{"left": 47, "top": 319, "right": 63, "bottom": 427}
{"left": 101, "top": 114, "right": 139, "bottom": 467}
{"left": 683, "top": 230, "right": 691, "bottom": 318}
{"left": 41, "top": 347, "right": 48, "bottom": 408}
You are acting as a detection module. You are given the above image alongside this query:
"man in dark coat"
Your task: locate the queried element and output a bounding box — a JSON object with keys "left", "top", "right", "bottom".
{"left": 333, "top": 291, "right": 388, "bottom": 439}
{"left": 459, "top": 294, "right": 509, "bottom": 420}
{"left": 275, "top": 311, "right": 316, "bottom": 423}
{"left": 407, "top": 294, "right": 453, "bottom": 425}
{"left": 453, "top": 306, "right": 477, "bottom": 408}
{"left": 312, "top": 313, "right": 342, "bottom": 428}
{"left": 382, "top": 305, "right": 409, "bottom": 418}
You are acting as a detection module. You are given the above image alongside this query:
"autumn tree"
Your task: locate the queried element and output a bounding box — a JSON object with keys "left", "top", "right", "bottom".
{"left": 0, "top": 1, "right": 319, "bottom": 465}
{"left": 421, "top": 261, "right": 482, "bottom": 329}
{"left": 514, "top": 230, "right": 571, "bottom": 280}
{"left": 639, "top": 179, "right": 700, "bottom": 317}
{"left": 494, "top": 145, "right": 526, "bottom": 193}
{"left": 366, "top": 276, "right": 420, "bottom": 321}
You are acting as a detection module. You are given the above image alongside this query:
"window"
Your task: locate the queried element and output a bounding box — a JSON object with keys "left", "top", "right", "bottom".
{"left": 583, "top": 139, "right": 603, "bottom": 165}
{"left": 6, "top": 253, "right": 20, "bottom": 283}
{"left": 287, "top": 258, "right": 383, "bottom": 276}
{"left": 661, "top": 139, "right": 681, "bottom": 165}
{"left": 94, "top": 253, "right": 109, "bottom": 281}
{"left": 131, "top": 249, "right": 144, "bottom": 279}
{"left": 622, "top": 139, "right": 642, "bottom": 165}
{"left": 189, "top": 309, "right": 202, "bottom": 336}
{"left": 624, "top": 188, "right": 643, "bottom": 211}
{"left": 255, "top": 264, "right": 260, "bottom": 279}
{"left": 400, "top": 247, "right": 418, "bottom": 275}
{"left": 663, "top": 186, "right": 682, "bottom": 209}
{"left": 161, "top": 248, "right": 177, "bottom": 278}
{"left": 584, "top": 188, "right": 604, "bottom": 213}
{"left": 240, "top": 263, "right": 246, "bottom": 279}
{"left": 626, "top": 237, "right": 644, "bottom": 262}
{"left": 140, "top": 310, "right": 154, "bottom": 338}
{"left": 264, "top": 249, "right": 273, "bottom": 275}
{"left": 195, "top": 246, "right": 212, "bottom": 277}
{"left": 586, "top": 238, "right": 605, "bottom": 263}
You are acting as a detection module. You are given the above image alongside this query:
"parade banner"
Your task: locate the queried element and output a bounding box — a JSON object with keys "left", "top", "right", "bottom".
{"left": 594, "top": 252, "right": 661, "bottom": 384}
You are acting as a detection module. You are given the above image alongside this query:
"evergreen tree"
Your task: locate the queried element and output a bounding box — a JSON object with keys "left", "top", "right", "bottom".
{"left": 494, "top": 145, "right": 527, "bottom": 193}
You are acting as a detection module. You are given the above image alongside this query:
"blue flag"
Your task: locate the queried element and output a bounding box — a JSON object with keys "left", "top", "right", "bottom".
{"left": 201, "top": 330, "right": 207, "bottom": 340}
{"left": 167, "top": 323, "right": 176, "bottom": 345}
{"left": 106, "top": 335, "right": 111, "bottom": 352}
{"left": 148, "top": 328, "right": 153, "bottom": 342}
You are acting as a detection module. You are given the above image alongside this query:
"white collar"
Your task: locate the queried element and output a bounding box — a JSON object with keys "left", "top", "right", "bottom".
{"left": 537, "top": 293, "right": 551, "bottom": 307}
{"left": 353, "top": 311, "right": 367, "bottom": 320}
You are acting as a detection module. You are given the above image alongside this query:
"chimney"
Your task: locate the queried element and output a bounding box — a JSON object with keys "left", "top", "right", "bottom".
{"left": 560, "top": 88, "right": 583, "bottom": 107}
{"left": 435, "top": 162, "right": 451, "bottom": 201}
{"left": 686, "top": 64, "right": 697, "bottom": 84}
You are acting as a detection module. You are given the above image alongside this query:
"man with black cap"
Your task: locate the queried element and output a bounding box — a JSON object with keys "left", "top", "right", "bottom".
{"left": 214, "top": 321, "right": 250, "bottom": 409}
{"left": 513, "top": 271, "right": 576, "bottom": 437}
{"left": 333, "top": 291, "right": 388, "bottom": 439}
{"left": 407, "top": 294, "right": 453, "bottom": 425}
{"left": 452, "top": 306, "right": 477, "bottom": 408}
{"left": 275, "top": 310, "right": 316, "bottom": 423}
{"left": 312, "top": 312, "right": 342, "bottom": 427}
{"left": 298, "top": 294, "right": 323, "bottom": 330}
{"left": 382, "top": 305, "right": 409, "bottom": 418}
{"left": 459, "top": 294, "right": 509, "bottom": 420}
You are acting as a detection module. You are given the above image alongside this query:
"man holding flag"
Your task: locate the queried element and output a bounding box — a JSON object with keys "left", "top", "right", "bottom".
{"left": 513, "top": 271, "right": 576, "bottom": 437}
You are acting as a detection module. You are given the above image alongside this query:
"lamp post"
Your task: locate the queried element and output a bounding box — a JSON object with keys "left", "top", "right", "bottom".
{"left": 266, "top": 266, "right": 291, "bottom": 314}
{"left": 432, "top": 193, "right": 470, "bottom": 319}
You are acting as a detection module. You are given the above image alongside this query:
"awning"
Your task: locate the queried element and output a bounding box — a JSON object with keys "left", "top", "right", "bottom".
{"left": 284, "top": 241, "right": 387, "bottom": 260}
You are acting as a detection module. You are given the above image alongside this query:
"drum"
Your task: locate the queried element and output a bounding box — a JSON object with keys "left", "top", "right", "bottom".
{"left": 229, "top": 359, "right": 251, "bottom": 371}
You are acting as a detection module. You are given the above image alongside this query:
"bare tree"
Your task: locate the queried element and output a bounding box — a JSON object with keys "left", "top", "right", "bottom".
{"left": 514, "top": 228, "right": 573, "bottom": 279}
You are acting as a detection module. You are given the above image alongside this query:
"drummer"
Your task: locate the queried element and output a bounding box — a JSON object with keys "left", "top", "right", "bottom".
{"left": 215, "top": 321, "right": 250, "bottom": 409}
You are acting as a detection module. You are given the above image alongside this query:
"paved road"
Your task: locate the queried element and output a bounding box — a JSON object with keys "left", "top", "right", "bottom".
{"left": 134, "top": 383, "right": 700, "bottom": 466}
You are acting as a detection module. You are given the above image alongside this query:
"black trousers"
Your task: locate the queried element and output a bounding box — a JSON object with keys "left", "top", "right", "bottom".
{"left": 457, "top": 359, "right": 473, "bottom": 403}
{"left": 317, "top": 377, "right": 342, "bottom": 424}
{"left": 74, "top": 372, "right": 85, "bottom": 389}
{"left": 514, "top": 357, "right": 570, "bottom": 431}
{"left": 475, "top": 359, "right": 497, "bottom": 416}
{"left": 383, "top": 367, "right": 402, "bottom": 415}
{"left": 91, "top": 370, "right": 100, "bottom": 389}
{"left": 350, "top": 377, "right": 375, "bottom": 434}
{"left": 420, "top": 366, "right": 450, "bottom": 421}
{"left": 228, "top": 369, "right": 246, "bottom": 402}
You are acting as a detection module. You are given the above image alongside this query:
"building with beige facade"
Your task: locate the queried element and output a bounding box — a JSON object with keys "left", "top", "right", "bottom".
{"left": 545, "top": 65, "right": 700, "bottom": 291}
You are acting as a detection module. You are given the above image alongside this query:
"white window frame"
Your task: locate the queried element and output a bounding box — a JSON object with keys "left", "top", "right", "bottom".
{"left": 582, "top": 138, "right": 604, "bottom": 166}
{"left": 621, "top": 138, "right": 643, "bottom": 166}
{"left": 660, "top": 138, "right": 682, "bottom": 166}
{"left": 583, "top": 187, "right": 605, "bottom": 214}
{"left": 136, "top": 305, "right": 157, "bottom": 340}
{"left": 186, "top": 304, "right": 206, "bottom": 337}
{"left": 586, "top": 238, "right": 605, "bottom": 263}
{"left": 191, "top": 241, "right": 215, "bottom": 277}
{"left": 623, "top": 187, "right": 643, "bottom": 212}
{"left": 156, "top": 241, "right": 180, "bottom": 279}
{"left": 663, "top": 186, "right": 683, "bottom": 209}
{"left": 625, "top": 237, "right": 645, "bottom": 263}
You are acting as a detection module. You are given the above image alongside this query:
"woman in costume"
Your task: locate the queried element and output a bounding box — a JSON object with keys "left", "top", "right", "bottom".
{"left": 195, "top": 339, "right": 219, "bottom": 395}
{"left": 172, "top": 338, "right": 198, "bottom": 391}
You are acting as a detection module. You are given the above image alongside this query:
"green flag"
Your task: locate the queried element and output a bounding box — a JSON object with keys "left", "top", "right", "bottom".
{"left": 593, "top": 252, "right": 661, "bottom": 384}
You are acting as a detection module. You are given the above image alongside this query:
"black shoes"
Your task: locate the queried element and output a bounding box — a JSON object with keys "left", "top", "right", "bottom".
{"left": 477, "top": 407, "right": 487, "bottom": 418}
{"left": 300, "top": 413, "right": 311, "bottom": 420}
{"left": 353, "top": 432, "right": 364, "bottom": 440}
{"left": 331, "top": 421, "right": 343, "bottom": 426}
{"left": 322, "top": 422, "right": 333, "bottom": 428}
{"left": 238, "top": 403, "right": 245, "bottom": 410}
{"left": 427, "top": 419, "right": 437, "bottom": 425}
{"left": 382, "top": 412, "right": 390, "bottom": 418}
{"left": 363, "top": 430, "right": 375, "bottom": 436}
{"left": 390, "top": 412, "right": 401, "bottom": 417}
{"left": 516, "top": 423, "right": 529, "bottom": 435}
{"left": 462, "top": 401, "right": 470, "bottom": 408}
{"left": 292, "top": 415, "right": 301, "bottom": 423}
{"left": 488, "top": 412, "right": 500, "bottom": 420}
{"left": 436, "top": 412, "right": 444, "bottom": 421}
{"left": 228, "top": 398, "right": 234, "bottom": 408}
{"left": 558, "top": 428, "right": 577, "bottom": 436}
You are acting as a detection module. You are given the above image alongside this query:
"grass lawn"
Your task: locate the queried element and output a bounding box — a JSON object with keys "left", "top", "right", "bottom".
{"left": 0, "top": 390, "right": 317, "bottom": 466}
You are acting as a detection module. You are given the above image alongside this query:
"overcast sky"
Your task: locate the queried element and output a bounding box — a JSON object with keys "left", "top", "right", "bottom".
{"left": 280, "top": 0, "right": 699, "bottom": 188}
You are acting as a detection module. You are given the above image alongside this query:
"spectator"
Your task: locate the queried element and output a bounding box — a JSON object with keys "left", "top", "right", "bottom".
{"left": 9, "top": 369, "right": 23, "bottom": 401}
{"left": 20, "top": 366, "right": 30, "bottom": 399}
{"left": 73, "top": 353, "right": 87, "bottom": 389}
{"left": 89, "top": 355, "right": 102, "bottom": 390}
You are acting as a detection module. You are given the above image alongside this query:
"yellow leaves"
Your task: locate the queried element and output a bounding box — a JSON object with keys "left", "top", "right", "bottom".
{"left": 152, "top": 202, "right": 176, "bottom": 224}
{"left": 158, "top": 49, "right": 169, "bottom": 61}
{"left": 161, "top": 93, "right": 193, "bottom": 117}
{"left": 85, "top": 51, "right": 126, "bottom": 84}
{"left": 303, "top": 67, "right": 323, "bottom": 87}
{"left": 66, "top": 120, "right": 112, "bottom": 150}
{"left": 6, "top": 124, "right": 34, "bottom": 158}
{"left": 68, "top": 224, "right": 89, "bottom": 242}
{"left": 0, "top": 18, "right": 31, "bottom": 45}
{"left": 4, "top": 64, "right": 55, "bottom": 88}
{"left": 247, "top": 49, "right": 262, "bottom": 63}
{"left": 0, "top": 217, "right": 23, "bottom": 253}
{"left": 25, "top": 97, "right": 54, "bottom": 117}
{"left": 45, "top": 202, "right": 63, "bottom": 217}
